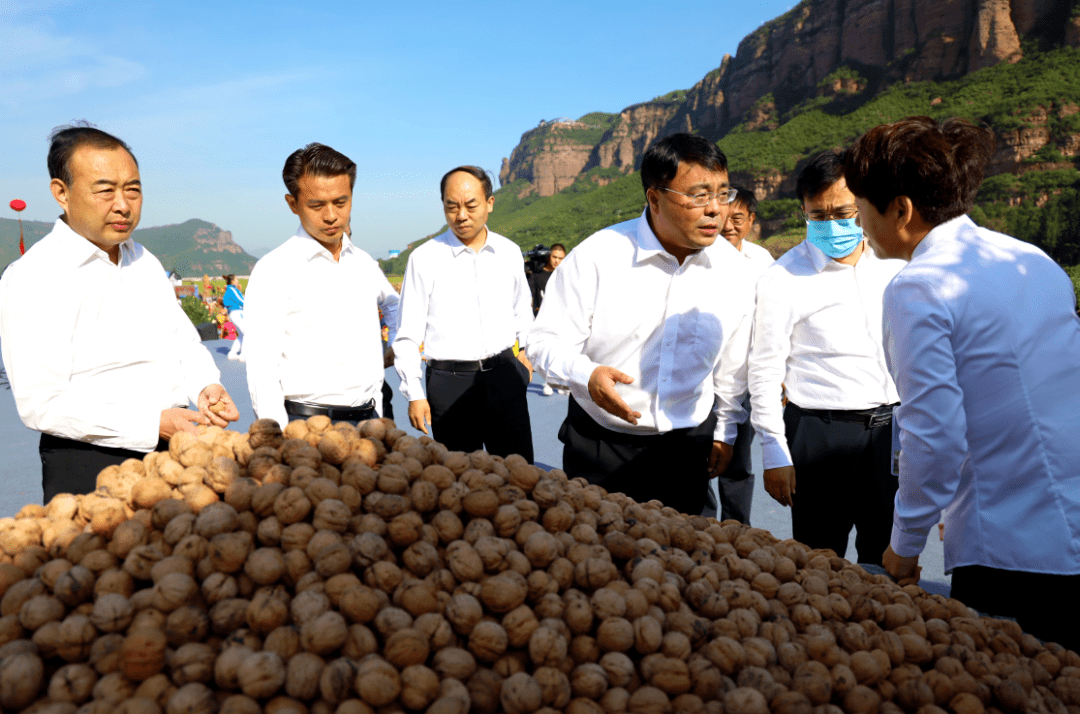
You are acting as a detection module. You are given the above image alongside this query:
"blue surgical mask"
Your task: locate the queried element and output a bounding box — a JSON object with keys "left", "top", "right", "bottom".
{"left": 805, "top": 218, "right": 863, "bottom": 258}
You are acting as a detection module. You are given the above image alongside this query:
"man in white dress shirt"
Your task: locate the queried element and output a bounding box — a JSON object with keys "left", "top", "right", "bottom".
{"left": 0, "top": 124, "right": 239, "bottom": 501}
{"left": 846, "top": 116, "right": 1080, "bottom": 650}
{"left": 392, "top": 166, "right": 534, "bottom": 461}
{"left": 244, "top": 143, "right": 399, "bottom": 428}
{"left": 528, "top": 134, "right": 754, "bottom": 515}
{"left": 749, "top": 150, "right": 904, "bottom": 565}
{"left": 703, "top": 186, "right": 775, "bottom": 523}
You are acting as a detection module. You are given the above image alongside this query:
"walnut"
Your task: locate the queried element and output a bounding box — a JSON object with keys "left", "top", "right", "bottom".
{"left": 165, "top": 682, "right": 217, "bottom": 714}
{"left": 170, "top": 642, "right": 215, "bottom": 685}
{"left": 284, "top": 651, "right": 324, "bottom": 701}
{"left": 237, "top": 650, "right": 286, "bottom": 699}
{"left": 120, "top": 627, "right": 168, "bottom": 681}
{"left": 0, "top": 650, "right": 44, "bottom": 710}
{"left": 48, "top": 662, "right": 97, "bottom": 703}
{"left": 300, "top": 611, "right": 349, "bottom": 655}
{"left": 355, "top": 656, "right": 401, "bottom": 708}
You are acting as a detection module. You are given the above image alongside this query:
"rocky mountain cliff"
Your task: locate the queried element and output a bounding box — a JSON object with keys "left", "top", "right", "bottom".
{"left": 500, "top": 0, "right": 1078, "bottom": 198}
{"left": 0, "top": 218, "right": 257, "bottom": 275}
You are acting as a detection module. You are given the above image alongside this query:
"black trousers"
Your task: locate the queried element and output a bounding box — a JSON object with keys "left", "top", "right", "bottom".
{"left": 785, "top": 402, "right": 897, "bottom": 565}
{"left": 951, "top": 565, "right": 1080, "bottom": 652}
{"left": 39, "top": 433, "right": 164, "bottom": 503}
{"left": 381, "top": 381, "right": 394, "bottom": 422}
{"left": 426, "top": 351, "right": 534, "bottom": 463}
{"left": 559, "top": 396, "right": 716, "bottom": 516}
{"left": 704, "top": 394, "right": 755, "bottom": 524}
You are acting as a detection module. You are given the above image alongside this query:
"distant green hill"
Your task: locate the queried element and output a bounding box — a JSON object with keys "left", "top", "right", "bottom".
{"left": 0, "top": 217, "right": 257, "bottom": 275}
{"left": 381, "top": 46, "right": 1080, "bottom": 282}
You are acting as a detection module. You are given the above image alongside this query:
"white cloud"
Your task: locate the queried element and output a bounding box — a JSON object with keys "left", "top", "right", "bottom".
{"left": 0, "top": 20, "right": 148, "bottom": 106}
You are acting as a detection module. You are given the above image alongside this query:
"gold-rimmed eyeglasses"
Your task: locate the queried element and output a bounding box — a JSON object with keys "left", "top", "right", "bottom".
{"left": 661, "top": 187, "right": 739, "bottom": 207}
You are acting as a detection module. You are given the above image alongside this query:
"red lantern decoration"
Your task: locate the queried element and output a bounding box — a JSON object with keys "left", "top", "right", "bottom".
{"left": 9, "top": 199, "right": 26, "bottom": 254}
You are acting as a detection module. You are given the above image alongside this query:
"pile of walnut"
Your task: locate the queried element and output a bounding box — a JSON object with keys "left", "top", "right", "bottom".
{"left": 1, "top": 417, "right": 1078, "bottom": 714}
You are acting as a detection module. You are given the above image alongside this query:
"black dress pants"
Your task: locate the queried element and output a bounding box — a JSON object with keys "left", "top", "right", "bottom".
{"left": 705, "top": 394, "right": 755, "bottom": 524}
{"left": 559, "top": 396, "right": 716, "bottom": 516}
{"left": 785, "top": 402, "right": 897, "bottom": 565}
{"left": 426, "top": 352, "right": 534, "bottom": 463}
{"left": 39, "top": 433, "right": 164, "bottom": 503}
{"left": 951, "top": 565, "right": 1080, "bottom": 652}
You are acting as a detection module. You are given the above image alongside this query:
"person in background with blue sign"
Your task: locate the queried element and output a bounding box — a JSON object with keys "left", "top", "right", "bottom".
{"left": 747, "top": 150, "right": 905, "bottom": 565}
{"left": 222, "top": 274, "right": 245, "bottom": 361}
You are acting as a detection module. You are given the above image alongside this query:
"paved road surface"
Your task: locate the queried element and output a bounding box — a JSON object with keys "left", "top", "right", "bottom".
{"left": 0, "top": 339, "right": 949, "bottom": 595}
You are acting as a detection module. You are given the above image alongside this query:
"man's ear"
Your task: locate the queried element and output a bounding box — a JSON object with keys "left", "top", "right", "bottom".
{"left": 646, "top": 187, "right": 661, "bottom": 214}
{"left": 285, "top": 193, "right": 299, "bottom": 216}
{"left": 894, "top": 195, "right": 915, "bottom": 233}
{"left": 50, "top": 178, "right": 69, "bottom": 214}
{"left": 487, "top": 195, "right": 494, "bottom": 214}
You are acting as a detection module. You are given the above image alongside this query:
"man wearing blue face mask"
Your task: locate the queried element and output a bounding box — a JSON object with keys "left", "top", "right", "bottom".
{"left": 747, "top": 150, "right": 905, "bottom": 565}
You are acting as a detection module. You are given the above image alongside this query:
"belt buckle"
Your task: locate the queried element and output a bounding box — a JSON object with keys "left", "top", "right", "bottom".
{"left": 479, "top": 357, "right": 492, "bottom": 372}
{"left": 867, "top": 411, "right": 891, "bottom": 429}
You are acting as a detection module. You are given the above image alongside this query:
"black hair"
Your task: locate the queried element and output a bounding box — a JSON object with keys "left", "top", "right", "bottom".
{"left": 796, "top": 150, "right": 846, "bottom": 205}
{"left": 440, "top": 166, "right": 494, "bottom": 200}
{"left": 48, "top": 122, "right": 137, "bottom": 187}
{"left": 730, "top": 185, "right": 758, "bottom": 215}
{"left": 640, "top": 133, "right": 728, "bottom": 194}
{"left": 283, "top": 143, "right": 357, "bottom": 198}
{"left": 844, "top": 116, "right": 996, "bottom": 226}
{"left": 549, "top": 243, "right": 567, "bottom": 253}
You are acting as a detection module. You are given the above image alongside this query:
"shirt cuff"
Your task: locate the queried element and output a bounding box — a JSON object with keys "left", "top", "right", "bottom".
{"left": 567, "top": 354, "right": 601, "bottom": 403}
{"left": 761, "top": 440, "right": 794, "bottom": 470}
{"left": 713, "top": 420, "right": 737, "bottom": 445}
{"left": 890, "top": 524, "right": 929, "bottom": 559}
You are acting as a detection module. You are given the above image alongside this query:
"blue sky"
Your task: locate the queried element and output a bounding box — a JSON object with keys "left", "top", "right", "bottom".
{"left": 2, "top": 0, "right": 798, "bottom": 260}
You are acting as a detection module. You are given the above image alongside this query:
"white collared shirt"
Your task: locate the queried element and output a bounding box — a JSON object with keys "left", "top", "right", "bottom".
{"left": 749, "top": 239, "right": 903, "bottom": 469}
{"left": 0, "top": 218, "right": 221, "bottom": 451}
{"left": 526, "top": 209, "right": 754, "bottom": 442}
{"left": 738, "top": 239, "right": 775, "bottom": 276}
{"left": 244, "top": 227, "right": 400, "bottom": 428}
{"left": 885, "top": 215, "right": 1080, "bottom": 574}
{"left": 392, "top": 228, "right": 533, "bottom": 402}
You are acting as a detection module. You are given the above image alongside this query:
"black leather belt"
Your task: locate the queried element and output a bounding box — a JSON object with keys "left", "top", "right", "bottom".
{"left": 789, "top": 402, "right": 898, "bottom": 428}
{"left": 284, "top": 399, "right": 376, "bottom": 422}
{"left": 427, "top": 347, "right": 514, "bottom": 373}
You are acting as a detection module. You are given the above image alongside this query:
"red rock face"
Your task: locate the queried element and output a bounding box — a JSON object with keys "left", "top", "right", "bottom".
{"left": 500, "top": 0, "right": 1066, "bottom": 199}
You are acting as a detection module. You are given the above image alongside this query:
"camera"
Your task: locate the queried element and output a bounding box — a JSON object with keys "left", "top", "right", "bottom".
{"left": 524, "top": 244, "right": 551, "bottom": 275}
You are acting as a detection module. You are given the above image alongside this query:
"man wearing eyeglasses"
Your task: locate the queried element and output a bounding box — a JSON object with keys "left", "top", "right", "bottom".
{"left": 703, "top": 185, "right": 776, "bottom": 524}
{"left": 528, "top": 133, "right": 755, "bottom": 515}
{"left": 748, "top": 149, "right": 904, "bottom": 565}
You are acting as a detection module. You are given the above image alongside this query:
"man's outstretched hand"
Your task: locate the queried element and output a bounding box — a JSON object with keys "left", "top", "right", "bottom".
{"left": 588, "top": 366, "right": 642, "bottom": 425}
{"left": 198, "top": 384, "right": 240, "bottom": 427}
{"left": 159, "top": 408, "right": 208, "bottom": 441}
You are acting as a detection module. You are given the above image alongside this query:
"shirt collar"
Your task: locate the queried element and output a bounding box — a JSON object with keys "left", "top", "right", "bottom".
{"left": 438, "top": 227, "right": 495, "bottom": 256}
{"left": 294, "top": 224, "right": 356, "bottom": 262}
{"left": 804, "top": 237, "right": 872, "bottom": 273}
{"left": 633, "top": 208, "right": 714, "bottom": 268}
{"left": 52, "top": 217, "right": 135, "bottom": 268}
{"left": 911, "top": 214, "right": 973, "bottom": 260}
